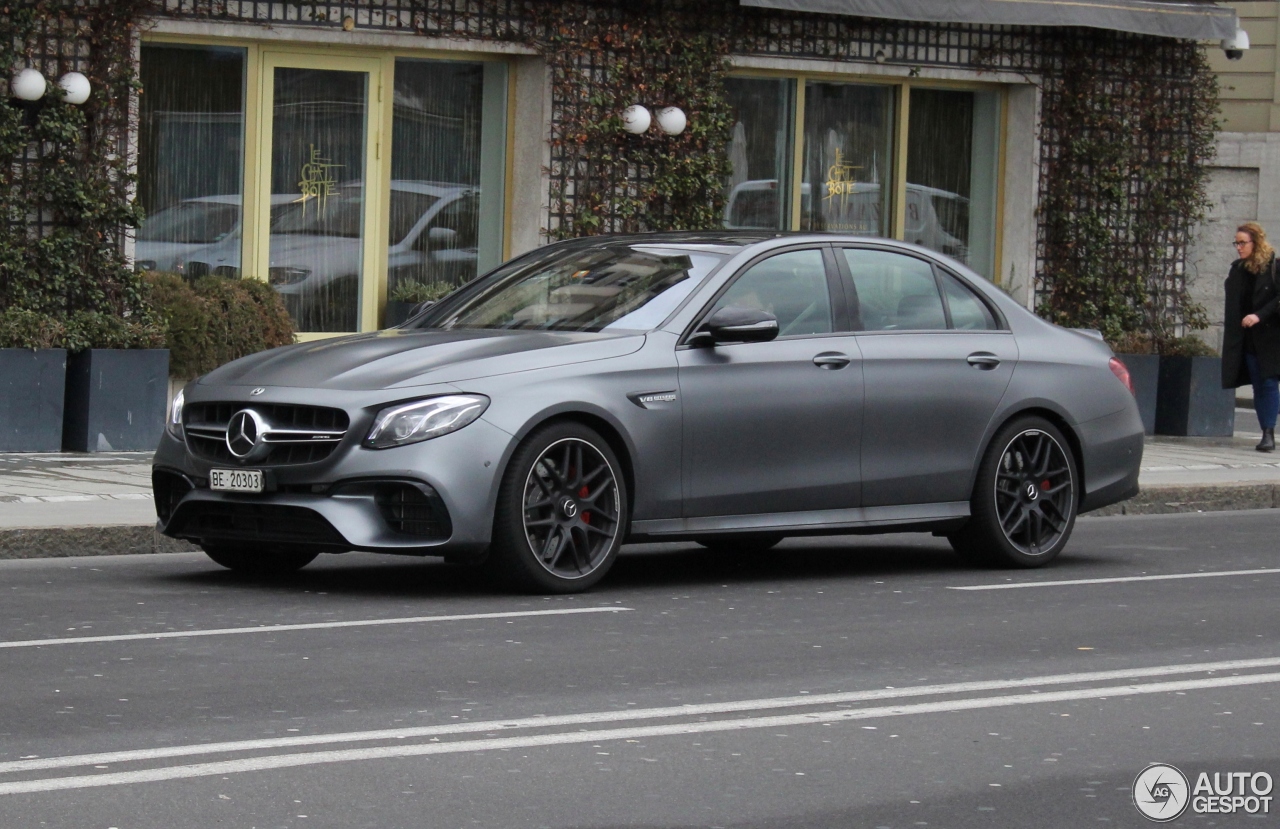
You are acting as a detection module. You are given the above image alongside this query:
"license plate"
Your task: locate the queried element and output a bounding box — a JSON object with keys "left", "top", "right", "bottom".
{"left": 210, "top": 468, "right": 264, "bottom": 493}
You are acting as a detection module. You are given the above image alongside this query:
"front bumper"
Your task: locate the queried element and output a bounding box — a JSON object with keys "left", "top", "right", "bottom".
{"left": 153, "top": 414, "right": 512, "bottom": 557}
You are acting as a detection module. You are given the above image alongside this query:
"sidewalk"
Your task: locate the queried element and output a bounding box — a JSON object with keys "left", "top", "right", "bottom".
{"left": 2, "top": 413, "right": 1279, "bottom": 558}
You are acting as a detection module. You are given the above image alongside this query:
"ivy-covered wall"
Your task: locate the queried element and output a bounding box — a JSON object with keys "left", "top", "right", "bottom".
{"left": 2, "top": 0, "right": 1220, "bottom": 349}
{"left": 0, "top": 0, "right": 163, "bottom": 349}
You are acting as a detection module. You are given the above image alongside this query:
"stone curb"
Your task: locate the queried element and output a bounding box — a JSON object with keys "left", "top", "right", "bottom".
{"left": 0, "top": 482, "right": 1276, "bottom": 560}
{"left": 0, "top": 527, "right": 198, "bottom": 560}
{"left": 1087, "top": 483, "right": 1280, "bottom": 516}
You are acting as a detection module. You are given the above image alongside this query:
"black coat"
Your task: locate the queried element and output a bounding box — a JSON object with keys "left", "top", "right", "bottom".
{"left": 1222, "top": 255, "right": 1280, "bottom": 388}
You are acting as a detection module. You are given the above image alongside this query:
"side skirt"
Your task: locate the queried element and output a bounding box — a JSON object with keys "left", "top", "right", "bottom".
{"left": 629, "top": 502, "right": 970, "bottom": 541}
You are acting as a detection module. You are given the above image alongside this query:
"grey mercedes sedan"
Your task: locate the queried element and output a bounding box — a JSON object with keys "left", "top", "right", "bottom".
{"left": 152, "top": 232, "right": 1143, "bottom": 592}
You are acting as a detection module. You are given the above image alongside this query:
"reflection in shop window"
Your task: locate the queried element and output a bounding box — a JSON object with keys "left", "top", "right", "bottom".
{"left": 907, "top": 88, "right": 999, "bottom": 279}
{"left": 266, "top": 67, "right": 368, "bottom": 333}
{"left": 137, "top": 45, "right": 246, "bottom": 276}
{"left": 387, "top": 59, "right": 507, "bottom": 308}
{"left": 722, "top": 78, "right": 794, "bottom": 231}
{"left": 802, "top": 82, "right": 893, "bottom": 236}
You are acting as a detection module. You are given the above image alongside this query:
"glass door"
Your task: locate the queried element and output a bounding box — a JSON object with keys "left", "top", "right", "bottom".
{"left": 254, "top": 53, "right": 384, "bottom": 334}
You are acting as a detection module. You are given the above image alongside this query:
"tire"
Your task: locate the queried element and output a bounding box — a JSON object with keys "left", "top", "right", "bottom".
{"left": 202, "top": 545, "right": 319, "bottom": 576}
{"left": 487, "top": 422, "right": 629, "bottom": 593}
{"left": 695, "top": 533, "right": 784, "bottom": 554}
{"left": 948, "top": 416, "right": 1079, "bottom": 568}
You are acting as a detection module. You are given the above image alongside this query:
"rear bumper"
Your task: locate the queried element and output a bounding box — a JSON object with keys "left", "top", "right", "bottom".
{"left": 1077, "top": 406, "right": 1144, "bottom": 513}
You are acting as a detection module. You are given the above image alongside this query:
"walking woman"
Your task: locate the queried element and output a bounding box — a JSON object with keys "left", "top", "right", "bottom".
{"left": 1223, "top": 222, "right": 1280, "bottom": 451}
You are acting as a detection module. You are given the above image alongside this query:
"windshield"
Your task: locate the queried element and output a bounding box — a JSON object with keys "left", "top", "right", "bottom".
{"left": 414, "top": 243, "right": 725, "bottom": 333}
{"left": 138, "top": 201, "right": 240, "bottom": 244}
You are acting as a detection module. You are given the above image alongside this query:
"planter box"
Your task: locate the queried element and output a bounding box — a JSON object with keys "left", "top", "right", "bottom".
{"left": 1155, "top": 355, "right": 1235, "bottom": 437}
{"left": 63, "top": 349, "right": 170, "bottom": 452}
{"left": 0, "top": 349, "right": 67, "bottom": 451}
{"left": 384, "top": 300, "right": 420, "bottom": 328}
{"left": 1116, "top": 353, "right": 1159, "bottom": 435}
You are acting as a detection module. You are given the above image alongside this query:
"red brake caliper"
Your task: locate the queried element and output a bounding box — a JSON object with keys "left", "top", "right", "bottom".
{"left": 579, "top": 486, "right": 590, "bottom": 523}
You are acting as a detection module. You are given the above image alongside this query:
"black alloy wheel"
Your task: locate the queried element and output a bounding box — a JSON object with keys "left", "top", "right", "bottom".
{"left": 949, "top": 416, "right": 1077, "bottom": 568}
{"left": 489, "top": 422, "right": 627, "bottom": 593}
{"left": 201, "top": 545, "right": 319, "bottom": 576}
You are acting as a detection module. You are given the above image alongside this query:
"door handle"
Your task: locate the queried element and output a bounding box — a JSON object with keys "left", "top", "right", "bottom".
{"left": 967, "top": 352, "right": 1001, "bottom": 370}
{"left": 813, "top": 352, "right": 851, "bottom": 369}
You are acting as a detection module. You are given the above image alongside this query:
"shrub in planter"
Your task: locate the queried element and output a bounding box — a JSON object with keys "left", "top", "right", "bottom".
{"left": 0, "top": 310, "right": 67, "bottom": 452}
{"left": 385, "top": 280, "right": 455, "bottom": 328}
{"left": 58, "top": 312, "right": 169, "bottom": 452}
{"left": 144, "top": 272, "right": 295, "bottom": 378}
{"left": 1152, "top": 337, "right": 1232, "bottom": 437}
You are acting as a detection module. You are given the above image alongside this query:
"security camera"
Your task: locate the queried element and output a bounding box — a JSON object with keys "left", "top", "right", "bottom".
{"left": 1222, "top": 27, "right": 1249, "bottom": 60}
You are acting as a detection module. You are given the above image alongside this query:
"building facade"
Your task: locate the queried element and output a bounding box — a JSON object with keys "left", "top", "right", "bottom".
{"left": 5, "top": 0, "right": 1237, "bottom": 343}
{"left": 1193, "top": 0, "right": 1280, "bottom": 351}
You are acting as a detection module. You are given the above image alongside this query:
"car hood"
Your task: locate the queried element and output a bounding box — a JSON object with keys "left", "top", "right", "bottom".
{"left": 199, "top": 329, "right": 647, "bottom": 391}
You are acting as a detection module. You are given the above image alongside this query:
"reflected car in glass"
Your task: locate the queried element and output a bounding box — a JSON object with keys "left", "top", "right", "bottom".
{"left": 180, "top": 182, "right": 479, "bottom": 332}
{"left": 152, "top": 232, "right": 1143, "bottom": 592}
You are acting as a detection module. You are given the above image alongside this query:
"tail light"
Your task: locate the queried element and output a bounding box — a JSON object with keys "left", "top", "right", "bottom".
{"left": 1109, "top": 357, "right": 1134, "bottom": 395}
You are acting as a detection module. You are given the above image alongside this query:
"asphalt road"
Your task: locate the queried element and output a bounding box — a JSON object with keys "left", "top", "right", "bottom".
{"left": 0, "top": 511, "right": 1278, "bottom": 829}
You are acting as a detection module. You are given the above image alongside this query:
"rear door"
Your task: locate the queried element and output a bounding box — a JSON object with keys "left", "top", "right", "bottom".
{"left": 677, "top": 246, "right": 863, "bottom": 517}
{"left": 840, "top": 246, "right": 1017, "bottom": 507}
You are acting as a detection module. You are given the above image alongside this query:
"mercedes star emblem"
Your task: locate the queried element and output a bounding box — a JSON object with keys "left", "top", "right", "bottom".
{"left": 226, "top": 409, "right": 268, "bottom": 458}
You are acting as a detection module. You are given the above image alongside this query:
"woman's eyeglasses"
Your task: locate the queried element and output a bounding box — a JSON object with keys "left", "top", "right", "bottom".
{"left": 1234, "top": 240, "right": 1251, "bottom": 248}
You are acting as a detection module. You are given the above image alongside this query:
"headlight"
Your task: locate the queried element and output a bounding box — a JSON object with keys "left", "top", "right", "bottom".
{"left": 269, "top": 266, "right": 310, "bottom": 285}
{"left": 365, "top": 395, "right": 489, "bottom": 449}
{"left": 167, "top": 388, "right": 185, "bottom": 439}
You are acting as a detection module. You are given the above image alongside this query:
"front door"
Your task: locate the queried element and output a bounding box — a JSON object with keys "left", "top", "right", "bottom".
{"left": 253, "top": 53, "right": 385, "bottom": 334}
{"left": 678, "top": 247, "right": 863, "bottom": 518}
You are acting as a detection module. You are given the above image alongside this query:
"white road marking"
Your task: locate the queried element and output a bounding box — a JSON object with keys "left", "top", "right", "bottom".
{"left": 948, "top": 568, "right": 1280, "bottom": 590}
{"left": 2, "top": 671, "right": 1279, "bottom": 795}
{"left": 0, "top": 607, "right": 630, "bottom": 650}
{"left": 2, "top": 656, "right": 1279, "bottom": 775}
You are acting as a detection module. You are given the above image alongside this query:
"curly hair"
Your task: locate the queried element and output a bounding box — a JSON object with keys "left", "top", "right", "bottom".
{"left": 1238, "top": 222, "right": 1275, "bottom": 274}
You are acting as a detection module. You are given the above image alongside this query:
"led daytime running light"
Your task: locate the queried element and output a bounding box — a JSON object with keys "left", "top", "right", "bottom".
{"left": 365, "top": 395, "right": 489, "bottom": 449}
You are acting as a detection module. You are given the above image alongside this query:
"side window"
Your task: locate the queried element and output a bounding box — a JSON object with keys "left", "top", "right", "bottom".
{"left": 842, "top": 249, "right": 946, "bottom": 331}
{"left": 709, "top": 248, "right": 832, "bottom": 337}
{"left": 939, "top": 271, "right": 999, "bottom": 330}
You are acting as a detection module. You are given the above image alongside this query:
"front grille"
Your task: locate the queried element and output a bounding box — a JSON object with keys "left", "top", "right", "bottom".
{"left": 170, "top": 502, "right": 346, "bottom": 547}
{"left": 184, "top": 403, "right": 350, "bottom": 466}
{"left": 375, "top": 483, "right": 451, "bottom": 539}
{"left": 152, "top": 469, "right": 193, "bottom": 523}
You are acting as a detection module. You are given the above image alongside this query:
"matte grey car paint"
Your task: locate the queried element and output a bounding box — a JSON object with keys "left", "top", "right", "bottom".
{"left": 153, "top": 233, "right": 1142, "bottom": 561}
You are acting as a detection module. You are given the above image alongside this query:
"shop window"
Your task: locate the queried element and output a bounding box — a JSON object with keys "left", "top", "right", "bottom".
{"left": 723, "top": 78, "right": 795, "bottom": 231}
{"left": 137, "top": 45, "right": 246, "bottom": 276}
{"left": 802, "top": 82, "right": 894, "bottom": 236}
{"left": 387, "top": 59, "right": 507, "bottom": 297}
{"left": 907, "top": 88, "right": 1000, "bottom": 278}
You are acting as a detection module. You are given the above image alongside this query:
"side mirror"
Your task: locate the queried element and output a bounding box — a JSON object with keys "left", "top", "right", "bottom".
{"left": 408, "top": 300, "right": 436, "bottom": 319}
{"left": 691, "top": 305, "right": 779, "bottom": 346}
{"left": 427, "top": 227, "right": 458, "bottom": 251}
